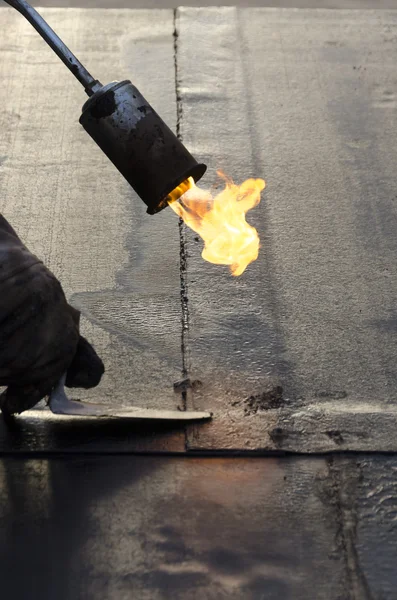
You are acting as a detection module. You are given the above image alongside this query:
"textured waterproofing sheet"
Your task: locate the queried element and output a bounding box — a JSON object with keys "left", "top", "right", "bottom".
{"left": 1, "top": 7, "right": 397, "bottom": 452}
{"left": 178, "top": 7, "right": 397, "bottom": 452}
{"left": 0, "top": 8, "right": 187, "bottom": 452}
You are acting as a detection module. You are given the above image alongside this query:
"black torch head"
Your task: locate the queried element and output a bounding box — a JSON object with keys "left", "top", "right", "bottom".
{"left": 79, "top": 80, "right": 206, "bottom": 214}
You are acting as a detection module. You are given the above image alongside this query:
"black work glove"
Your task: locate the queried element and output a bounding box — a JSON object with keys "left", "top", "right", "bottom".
{"left": 0, "top": 214, "right": 104, "bottom": 416}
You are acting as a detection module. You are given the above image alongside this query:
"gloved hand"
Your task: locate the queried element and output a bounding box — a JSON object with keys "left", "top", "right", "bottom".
{"left": 0, "top": 214, "right": 104, "bottom": 418}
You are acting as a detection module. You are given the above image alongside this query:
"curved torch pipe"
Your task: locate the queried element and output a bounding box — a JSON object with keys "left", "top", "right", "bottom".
{"left": 3, "top": 0, "right": 102, "bottom": 96}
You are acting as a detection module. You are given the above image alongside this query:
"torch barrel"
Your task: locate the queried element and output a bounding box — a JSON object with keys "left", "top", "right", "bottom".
{"left": 80, "top": 80, "right": 207, "bottom": 214}
{"left": 3, "top": 0, "right": 102, "bottom": 96}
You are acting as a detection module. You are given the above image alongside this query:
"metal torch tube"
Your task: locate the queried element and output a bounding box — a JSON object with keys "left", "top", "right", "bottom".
{"left": 3, "top": 0, "right": 102, "bottom": 96}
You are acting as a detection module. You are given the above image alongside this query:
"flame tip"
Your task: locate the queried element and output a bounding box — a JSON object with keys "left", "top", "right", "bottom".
{"left": 168, "top": 171, "right": 265, "bottom": 276}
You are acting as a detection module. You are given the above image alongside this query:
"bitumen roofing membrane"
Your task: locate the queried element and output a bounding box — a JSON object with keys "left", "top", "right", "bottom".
{"left": 0, "top": 6, "right": 396, "bottom": 598}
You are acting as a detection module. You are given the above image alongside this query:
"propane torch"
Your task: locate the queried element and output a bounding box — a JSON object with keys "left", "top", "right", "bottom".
{"left": 4, "top": 0, "right": 207, "bottom": 214}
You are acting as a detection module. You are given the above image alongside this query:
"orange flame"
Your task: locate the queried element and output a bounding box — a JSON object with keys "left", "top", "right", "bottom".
{"left": 168, "top": 172, "right": 265, "bottom": 276}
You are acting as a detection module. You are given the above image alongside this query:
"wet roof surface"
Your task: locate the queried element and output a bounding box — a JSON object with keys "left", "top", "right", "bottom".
{"left": 0, "top": 454, "right": 396, "bottom": 599}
